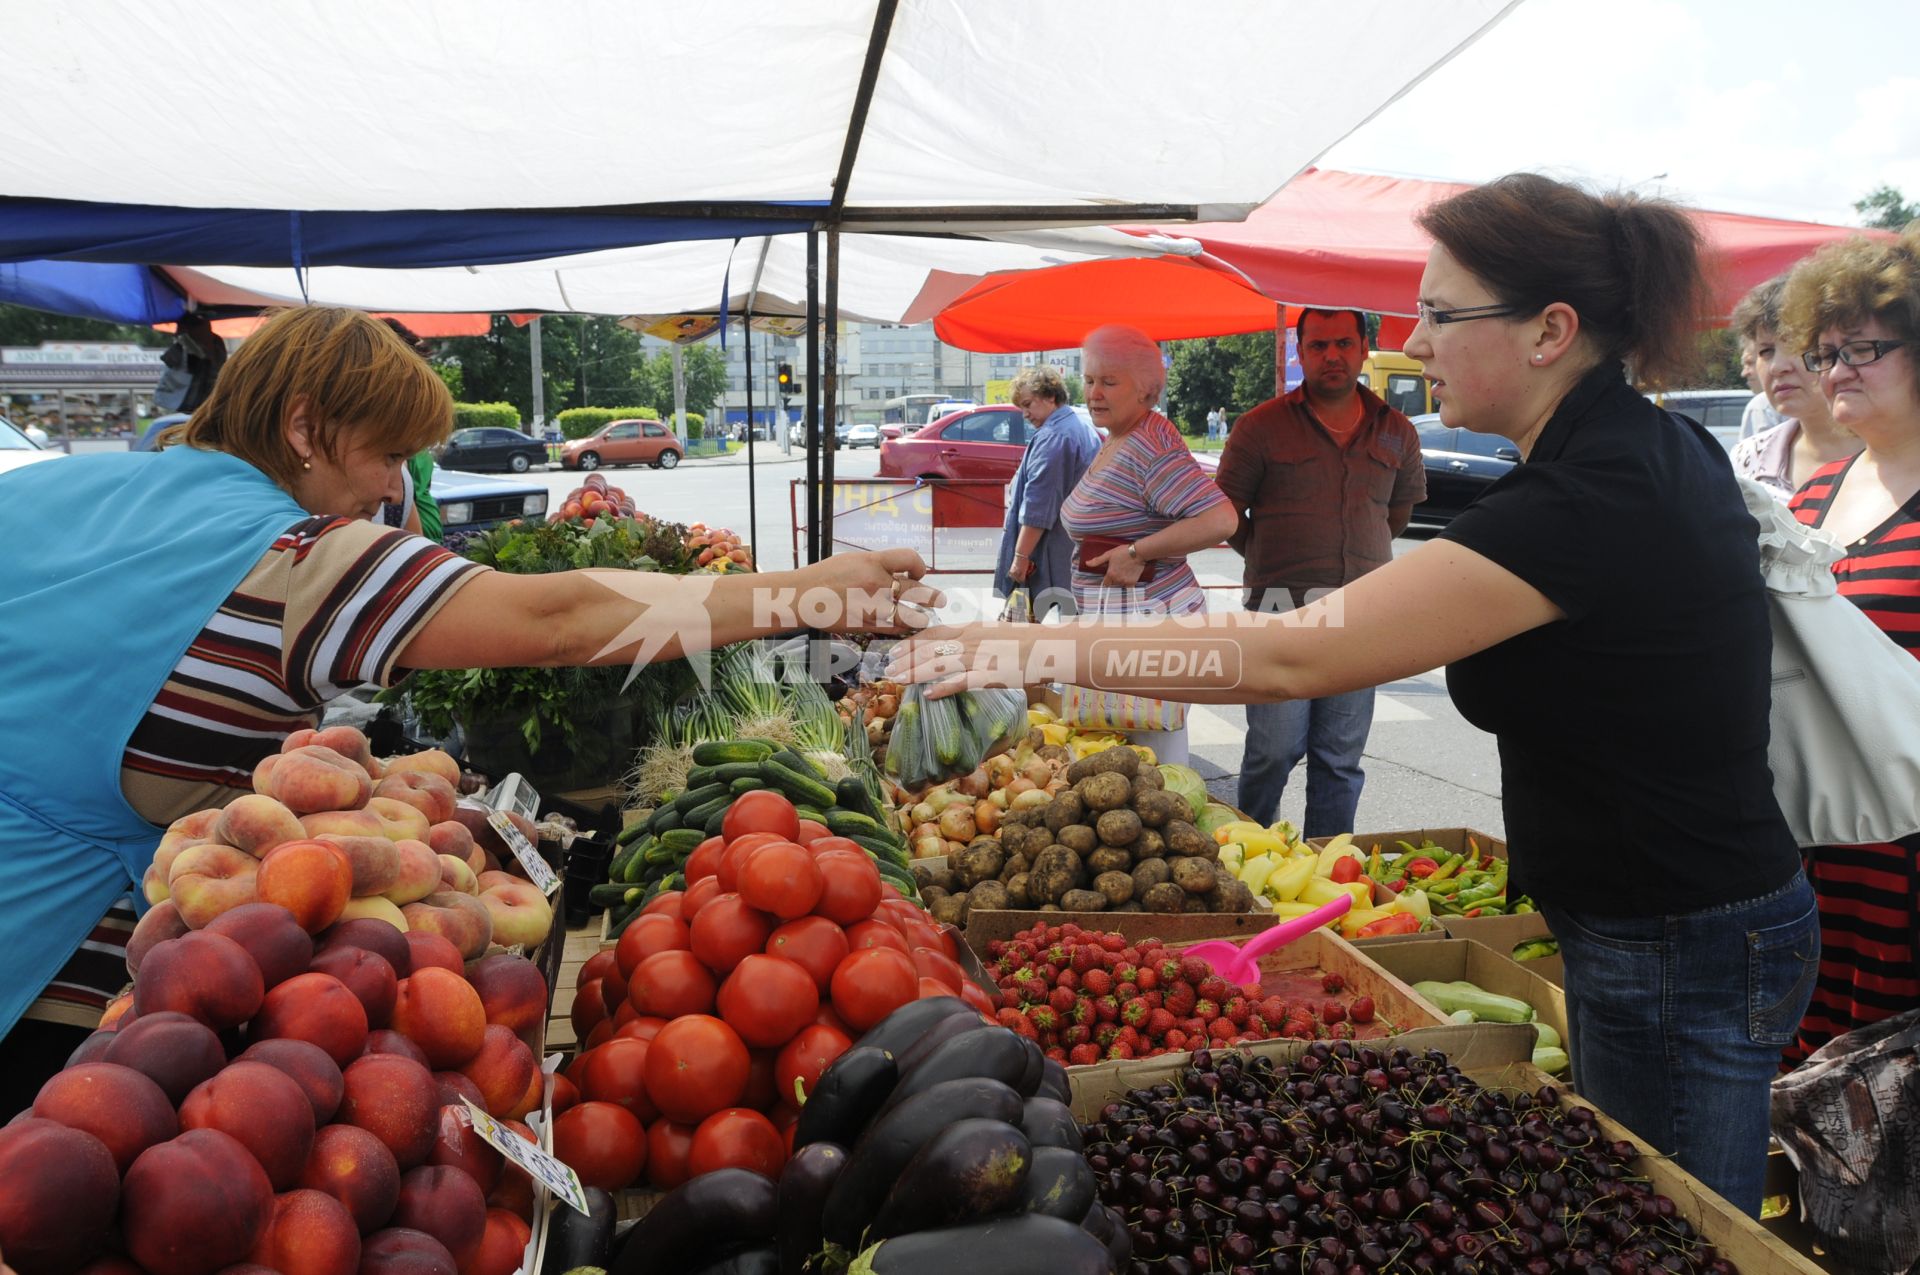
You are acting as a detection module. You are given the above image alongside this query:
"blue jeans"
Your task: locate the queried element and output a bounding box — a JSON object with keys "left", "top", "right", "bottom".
{"left": 1238, "top": 689, "right": 1373, "bottom": 837}
{"left": 1541, "top": 869, "right": 1819, "bottom": 1217}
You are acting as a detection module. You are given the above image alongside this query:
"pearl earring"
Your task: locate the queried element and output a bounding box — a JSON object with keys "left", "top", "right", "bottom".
{"left": 301, "top": 456, "right": 311, "bottom": 470}
{"left": 1532, "top": 354, "right": 1544, "bottom": 363}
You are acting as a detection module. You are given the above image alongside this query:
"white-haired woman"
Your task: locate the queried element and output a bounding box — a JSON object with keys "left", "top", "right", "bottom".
{"left": 1057, "top": 325, "right": 1236, "bottom": 761}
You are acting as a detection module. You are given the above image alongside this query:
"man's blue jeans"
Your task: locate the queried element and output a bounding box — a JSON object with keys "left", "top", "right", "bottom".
{"left": 1237, "top": 689, "right": 1373, "bottom": 837}
{"left": 1541, "top": 869, "right": 1819, "bottom": 1217}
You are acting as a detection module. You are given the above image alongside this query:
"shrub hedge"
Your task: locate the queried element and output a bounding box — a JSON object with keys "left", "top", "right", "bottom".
{"left": 452, "top": 402, "right": 522, "bottom": 431}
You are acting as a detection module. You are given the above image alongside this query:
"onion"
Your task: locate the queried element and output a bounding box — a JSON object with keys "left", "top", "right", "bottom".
{"left": 1020, "top": 757, "right": 1053, "bottom": 787}
{"left": 910, "top": 802, "right": 937, "bottom": 825}
{"left": 973, "top": 799, "right": 1002, "bottom": 834}
{"left": 1007, "top": 776, "right": 1037, "bottom": 797}
{"left": 1009, "top": 789, "right": 1052, "bottom": 811}
{"left": 936, "top": 806, "right": 977, "bottom": 841}
{"left": 953, "top": 766, "right": 992, "bottom": 799}
{"left": 912, "top": 834, "right": 945, "bottom": 858}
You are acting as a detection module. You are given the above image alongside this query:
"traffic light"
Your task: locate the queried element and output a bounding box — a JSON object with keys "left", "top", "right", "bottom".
{"left": 777, "top": 362, "right": 794, "bottom": 391}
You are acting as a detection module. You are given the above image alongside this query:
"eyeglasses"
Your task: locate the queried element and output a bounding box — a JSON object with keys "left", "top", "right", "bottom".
{"left": 1802, "top": 339, "right": 1909, "bottom": 373}
{"left": 1415, "top": 300, "right": 1524, "bottom": 327}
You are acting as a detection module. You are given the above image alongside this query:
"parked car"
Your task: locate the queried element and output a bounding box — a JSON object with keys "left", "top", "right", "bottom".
{"left": 1649, "top": 389, "right": 1752, "bottom": 450}
{"left": 559, "top": 418, "right": 681, "bottom": 471}
{"left": 429, "top": 467, "right": 548, "bottom": 543}
{"left": 0, "top": 416, "right": 63, "bottom": 475}
{"left": 131, "top": 413, "right": 191, "bottom": 452}
{"left": 842, "top": 422, "right": 881, "bottom": 449}
{"left": 436, "top": 426, "right": 549, "bottom": 473}
{"left": 876, "top": 404, "right": 1033, "bottom": 482}
{"left": 1409, "top": 413, "right": 1518, "bottom": 527}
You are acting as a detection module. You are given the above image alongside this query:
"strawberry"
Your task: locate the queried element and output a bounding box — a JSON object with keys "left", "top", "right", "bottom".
{"left": 1116, "top": 982, "right": 1139, "bottom": 1002}
{"left": 1321, "top": 1001, "right": 1346, "bottom": 1026}
{"left": 1194, "top": 998, "right": 1220, "bottom": 1022}
{"left": 1114, "top": 1026, "right": 1142, "bottom": 1052}
{"left": 1120, "top": 946, "right": 1142, "bottom": 966}
{"left": 1260, "top": 996, "right": 1289, "bottom": 1024}
{"left": 1239, "top": 983, "right": 1263, "bottom": 1001}
{"left": 1069, "top": 1043, "right": 1101, "bottom": 1067}
{"left": 1198, "top": 975, "right": 1229, "bottom": 1003}
{"left": 1112, "top": 964, "right": 1139, "bottom": 987}
{"left": 1045, "top": 1046, "right": 1069, "bottom": 1064}
{"left": 1224, "top": 997, "right": 1251, "bottom": 1027}
{"left": 1208, "top": 1018, "right": 1237, "bottom": 1041}
{"left": 1177, "top": 956, "right": 1211, "bottom": 985}
{"left": 1081, "top": 968, "right": 1113, "bottom": 997}
{"left": 1145, "top": 1008, "right": 1177, "bottom": 1039}
{"left": 987, "top": 939, "right": 1008, "bottom": 960}
{"left": 1159, "top": 958, "right": 1185, "bottom": 985}
{"left": 1070, "top": 945, "right": 1101, "bottom": 973}
{"left": 1038, "top": 1029, "right": 1059, "bottom": 1050}
{"left": 1327, "top": 1021, "right": 1355, "bottom": 1040}
{"left": 1281, "top": 1017, "right": 1317, "bottom": 1040}
{"left": 1094, "top": 994, "right": 1121, "bottom": 1023}
{"left": 1048, "top": 986, "right": 1076, "bottom": 1015}
{"left": 1070, "top": 997, "right": 1095, "bottom": 1027}
{"left": 1100, "top": 933, "right": 1127, "bottom": 952}
{"left": 1058, "top": 969, "right": 1080, "bottom": 992}
{"left": 1164, "top": 984, "right": 1197, "bottom": 1017}
{"left": 1106, "top": 1041, "right": 1135, "bottom": 1060}
{"left": 1002, "top": 1011, "right": 1038, "bottom": 1040}
{"left": 1321, "top": 971, "right": 1347, "bottom": 994}
{"left": 996, "top": 1008, "right": 1026, "bottom": 1031}
{"left": 1027, "top": 1004, "right": 1059, "bottom": 1033}
{"left": 1064, "top": 1024, "right": 1092, "bottom": 1048}
{"left": 1121, "top": 999, "right": 1149, "bottom": 1028}
{"left": 1245, "top": 1015, "right": 1269, "bottom": 1038}
{"left": 1045, "top": 943, "right": 1070, "bottom": 966}
{"left": 1136, "top": 966, "right": 1160, "bottom": 991}
{"left": 1059, "top": 923, "right": 1082, "bottom": 940}
{"left": 1038, "top": 963, "right": 1061, "bottom": 982}
{"left": 1163, "top": 1029, "right": 1188, "bottom": 1052}
{"left": 1141, "top": 990, "right": 1164, "bottom": 1011}
{"left": 1095, "top": 1023, "right": 1120, "bottom": 1049}
{"left": 1348, "top": 995, "right": 1376, "bottom": 1024}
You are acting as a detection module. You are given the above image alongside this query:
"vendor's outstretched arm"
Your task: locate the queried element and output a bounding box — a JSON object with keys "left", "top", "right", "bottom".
{"left": 889, "top": 539, "right": 1559, "bottom": 703}
{"left": 400, "top": 549, "right": 939, "bottom": 671}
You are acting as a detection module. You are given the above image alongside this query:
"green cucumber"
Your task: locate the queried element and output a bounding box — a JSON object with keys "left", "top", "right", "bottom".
{"left": 647, "top": 805, "right": 685, "bottom": 835}
{"left": 692, "top": 739, "right": 775, "bottom": 766}
{"left": 684, "top": 765, "right": 720, "bottom": 790}
{"left": 705, "top": 806, "right": 730, "bottom": 836}
{"left": 835, "top": 777, "right": 883, "bottom": 822}
{"left": 774, "top": 748, "right": 829, "bottom": 780}
{"left": 605, "top": 903, "right": 645, "bottom": 941}
{"left": 588, "top": 882, "right": 631, "bottom": 907}
{"left": 849, "top": 833, "right": 912, "bottom": 870}
{"left": 795, "top": 805, "right": 830, "bottom": 828}
{"left": 615, "top": 820, "right": 652, "bottom": 848}
{"left": 730, "top": 776, "right": 769, "bottom": 795}
{"left": 825, "top": 809, "right": 886, "bottom": 840}
{"left": 673, "top": 783, "right": 731, "bottom": 814}
{"left": 760, "top": 757, "right": 836, "bottom": 808}
{"left": 712, "top": 761, "right": 767, "bottom": 784}
{"left": 685, "top": 795, "right": 733, "bottom": 829}
{"left": 658, "top": 827, "right": 707, "bottom": 857}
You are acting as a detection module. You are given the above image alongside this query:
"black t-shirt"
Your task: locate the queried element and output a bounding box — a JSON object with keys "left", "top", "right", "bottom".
{"left": 1439, "top": 363, "right": 1800, "bottom": 916}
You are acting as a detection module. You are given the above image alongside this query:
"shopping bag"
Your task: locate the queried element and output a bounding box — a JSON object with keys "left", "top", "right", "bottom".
{"left": 1743, "top": 478, "right": 1920, "bottom": 846}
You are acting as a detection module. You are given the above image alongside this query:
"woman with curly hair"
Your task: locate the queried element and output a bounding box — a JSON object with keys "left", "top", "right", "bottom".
{"left": 1778, "top": 222, "right": 1920, "bottom": 1064}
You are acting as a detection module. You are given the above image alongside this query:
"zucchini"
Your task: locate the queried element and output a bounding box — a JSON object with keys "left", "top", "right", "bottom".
{"left": 1411, "top": 979, "right": 1535, "bottom": 1024}
{"left": 846, "top": 1215, "right": 1109, "bottom": 1275}
{"left": 867, "top": 1118, "right": 1032, "bottom": 1241}
{"left": 541, "top": 1185, "right": 616, "bottom": 1273}
{"left": 609, "top": 1168, "right": 776, "bottom": 1275}
{"left": 673, "top": 782, "right": 731, "bottom": 814}
{"left": 1532, "top": 1021, "right": 1562, "bottom": 1051}
{"left": 646, "top": 805, "right": 684, "bottom": 836}
{"left": 692, "top": 739, "right": 775, "bottom": 766}
{"left": 1017, "top": 1145, "right": 1095, "bottom": 1221}
{"left": 1532, "top": 1045, "right": 1570, "bottom": 1075}
{"left": 657, "top": 827, "right": 706, "bottom": 857}
{"left": 821, "top": 1077, "right": 1025, "bottom": 1250}
{"left": 729, "top": 776, "right": 769, "bottom": 796}
{"left": 760, "top": 757, "right": 837, "bottom": 809}
{"left": 793, "top": 1046, "right": 898, "bottom": 1152}
{"left": 776, "top": 1142, "right": 849, "bottom": 1275}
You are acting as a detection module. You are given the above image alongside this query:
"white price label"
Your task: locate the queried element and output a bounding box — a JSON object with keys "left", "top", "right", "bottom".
{"left": 461, "top": 1099, "right": 590, "bottom": 1216}
{"left": 489, "top": 812, "right": 560, "bottom": 897}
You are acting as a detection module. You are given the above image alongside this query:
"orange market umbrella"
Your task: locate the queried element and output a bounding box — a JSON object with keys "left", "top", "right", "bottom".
{"left": 931, "top": 253, "right": 1280, "bottom": 354}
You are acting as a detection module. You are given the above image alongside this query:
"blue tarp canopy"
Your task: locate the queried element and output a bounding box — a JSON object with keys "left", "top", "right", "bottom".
{"left": 0, "top": 260, "right": 186, "bottom": 325}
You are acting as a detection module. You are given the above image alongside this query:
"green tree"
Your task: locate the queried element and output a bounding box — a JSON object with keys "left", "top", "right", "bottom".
{"left": 1166, "top": 337, "right": 1241, "bottom": 433}
{"left": 1062, "top": 371, "right": 1083, "bottom": 405}
{"left": 1855, "top": 184, "right": 1919, "bottom": 231}
{"left": 637, "top": 343, "right": 729, "bottom": 419}
{"left": 0, "top": 304, "right": 172, "bottom": 348}
{"left": 1693, "top": 328, "right": 1748, "bottom": 390}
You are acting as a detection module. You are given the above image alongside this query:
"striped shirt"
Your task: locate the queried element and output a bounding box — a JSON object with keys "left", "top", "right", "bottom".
{"left": 1059, "top": 412, "right": 1229, "bottom": 617}
{"left": 30, "top": 518, "right": 481, "bottom": 1027}
{"left": 1783, "top": 457, "right": 1920, "bottom": 1065}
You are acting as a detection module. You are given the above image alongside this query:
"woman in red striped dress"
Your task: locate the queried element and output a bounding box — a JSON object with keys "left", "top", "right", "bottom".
{"left": 1780, "top": 222, "right": 1920, "bottom": 1065}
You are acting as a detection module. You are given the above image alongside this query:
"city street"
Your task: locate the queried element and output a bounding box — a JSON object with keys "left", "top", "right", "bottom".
{"left": 527, "top": 446, "right": 1507, "bottom": 839}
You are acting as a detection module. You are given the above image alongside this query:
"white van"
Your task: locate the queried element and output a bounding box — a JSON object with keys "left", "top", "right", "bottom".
{"left": 926, "top": 400, "right": 977, "bottom": 425}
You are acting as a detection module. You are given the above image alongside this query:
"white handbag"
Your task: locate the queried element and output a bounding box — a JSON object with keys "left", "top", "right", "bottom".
{"left": 1743, "top": 478, "right": 1920, "bottom": 847}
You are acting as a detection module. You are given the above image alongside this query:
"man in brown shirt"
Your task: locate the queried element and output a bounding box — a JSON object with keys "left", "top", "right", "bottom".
{"left": 1215, "top": 308, "right": 1426, "bottom": 834}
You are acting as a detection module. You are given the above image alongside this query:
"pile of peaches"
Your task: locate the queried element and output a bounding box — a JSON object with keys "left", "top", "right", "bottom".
{"left": 0, "top": 729, "right": 565, "bottom": 1275}
{"left": 686, "top": 523, "right": 753, "bottom": 573}
{"left": 549, "top": 474, "right": 635, "bottom": 527}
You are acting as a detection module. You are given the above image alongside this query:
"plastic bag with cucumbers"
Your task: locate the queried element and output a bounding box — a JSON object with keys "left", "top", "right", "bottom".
{"left": 884, "top": 684, "right": 1029, "bottom": 788}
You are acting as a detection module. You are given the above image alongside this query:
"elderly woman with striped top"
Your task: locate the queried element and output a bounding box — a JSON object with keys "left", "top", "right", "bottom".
{"left": 1058, "top": 325, "right": 1236, "bottom": 761}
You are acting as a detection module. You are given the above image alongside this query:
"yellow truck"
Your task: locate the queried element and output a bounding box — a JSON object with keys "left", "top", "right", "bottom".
{"left": 1359, "top": 351, "right": 1433, "bottom": 416}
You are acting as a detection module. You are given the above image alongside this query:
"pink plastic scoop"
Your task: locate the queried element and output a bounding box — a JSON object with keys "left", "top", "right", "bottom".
{"left": 1178, "top": 894, "right": 1354, "bottom": 986}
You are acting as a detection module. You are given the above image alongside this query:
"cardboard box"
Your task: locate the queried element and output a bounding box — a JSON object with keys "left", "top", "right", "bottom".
{"left": 1069, "top": 1049, "right": 1828, "bottom": 1275}
{"left": 1439, "top": 908, "right": 1564, "bottom": 985}
{"left": 1311, "top": 826, "right": 1507, "bottom": 859}
{"left": 1364, "top": 936, "right": 1569, "bottom": 1072}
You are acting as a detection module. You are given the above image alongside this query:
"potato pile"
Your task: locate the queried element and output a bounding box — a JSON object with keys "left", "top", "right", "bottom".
{"left": 912, "top": 744, "right": 1258, "bottom": 925}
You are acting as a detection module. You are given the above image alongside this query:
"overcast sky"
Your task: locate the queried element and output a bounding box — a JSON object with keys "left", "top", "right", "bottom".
{"left": 1321, "top": 0, "right": 1920, "bottom": 227}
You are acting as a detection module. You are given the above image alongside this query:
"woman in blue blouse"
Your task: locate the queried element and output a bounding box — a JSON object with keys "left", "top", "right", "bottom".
{"left": 993, "top": 365, "right": 1100, "bottom": 619}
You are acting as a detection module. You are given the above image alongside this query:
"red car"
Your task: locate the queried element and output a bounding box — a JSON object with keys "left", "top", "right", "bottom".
{"left": 875, "top": 405, "right": 1032, "bottom": 482}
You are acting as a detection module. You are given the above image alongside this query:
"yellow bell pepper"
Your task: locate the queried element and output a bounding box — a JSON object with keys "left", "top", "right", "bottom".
{"left": 1339, "top": 906, "right": 1393, "bottom": 939}
{"left": 1131, "top": 744, "right": 1158, "bottom": 766}
{"left": 1219, "top": 844, "right": 1245, "bottom": 872}
{"left": 1236, "top": 852, "right": 1276, "bottom": 892}
{"left": 1397, "top": 888, "right": 1432, "bottom": 921}
{"left": 1299, "top": 877, "right": 1370, "bottom": 909}
{"left": 1271, "top": 901, "right": 1319, "bottom": 920}
{"left": 1314, "top": 835, "right": 1363, "bottom": 879}
{"left": 1262, "top": 855, "right": 1315, "bottom": 903}
{"left": 1038, "top": 723, "right": 1071, "bottom": 747}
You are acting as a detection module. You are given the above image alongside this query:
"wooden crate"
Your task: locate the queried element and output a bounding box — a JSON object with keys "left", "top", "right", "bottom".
{"left": 544, "top": 921, "right": 614, "bottom": 1054}
{"left": 1365, "top": 935, "right": 1569, "bottom": 1072}
{"left": 963, "top": 908, "right": 1276, "bottom": 965}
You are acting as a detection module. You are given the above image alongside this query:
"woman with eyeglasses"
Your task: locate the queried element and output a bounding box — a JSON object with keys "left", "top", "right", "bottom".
{"left": 890, "top": 172, "right": 1812, "bottom": 1215}
{"left": 1777, "top": 223, "right": 1920, "bottom": 1067}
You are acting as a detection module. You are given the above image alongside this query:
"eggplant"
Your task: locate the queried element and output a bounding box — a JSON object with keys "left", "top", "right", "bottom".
{"left": 1035, "top": 1059, "right": 1070, "bottom": 1104}
{"left": 792, "top": 1046, "right": 897, "bottom": 1151}
{"left": 867, "top": 1118, "right": 1032, "bottom": 1240}
{"left": 821, "top": 1077, "right": 1024, "bottom": 1249}
{"left": 1014, "top": 1035, "right": 1044, "bottom": 1097}
{"left": 776, "top": 1142, "right": 848, "bottom": 1275}
{"left": 1019, "top": 1145, "right": 1095, "bottom": 1221}
{"left": 892, "top": 1010, "right": 987, "bottom": 1074}
{"left": 1079, "top": 1197, "right": 1113, "bottom": 1244}
{"left": 542, "top": 1185, "right": 617, "bottom": 1273}
{"left": 1019, "top": 1096, "right": 1084, "bottom": 1151}
{"left": 690, "top": 1250, "right": 779, "bottom": 1275}
{"left": 610, "top": 1168, "right": 776, "bottom": 1275}
{"left": 845, "top": 1214, "right": 1111, "bottom": 1275}
{"left": 850, "top": 996, "right": 975, "bottom": 1059}
{"left": 879, "top": 1029, "right": 1030, "bottom": 1115}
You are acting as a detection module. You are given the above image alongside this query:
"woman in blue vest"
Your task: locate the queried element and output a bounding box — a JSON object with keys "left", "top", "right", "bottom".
{"left": 993, "top": 364, "right": 1100, "bottom": 620}
{"left": 0, "top": 306, "right": 937, "bottom": 1103}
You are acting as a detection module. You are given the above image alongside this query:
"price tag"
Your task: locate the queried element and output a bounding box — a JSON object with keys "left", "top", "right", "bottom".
{"left": 462, "top": 1099, "right": 590, "bottom": 1216}
{"left": 489, "top": 811, "right": 561, "bottom": 897}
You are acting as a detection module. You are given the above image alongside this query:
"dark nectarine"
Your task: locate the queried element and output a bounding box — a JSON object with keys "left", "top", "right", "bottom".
{"left": 31, "top": 1061, "right": 177, "bottom": 1174}
{"left": 338, "top": 1054, "right": 439, "bottom": 1169}
{"left": 133, "top": 930, "right": 265, "bottom": 1031}
{"left": 122, "top": 1128, "right": 274, "bottom": 1275}
{"left": 356, "top": 1229, "right": 456, "bottom": 1275}
{"left": 301, "top": 1124, "right": 401, "bottom": 1235}
{"left": 237, "top": 1038, "right": 345, "bottom": 1124}
{"left": 309, "top": 945, "right": 399, "bottom": 1029}
{"left": 251, "top": 971, "right": 369, "bottom": 1066}
{"left": 204, "top": 902, "right": 315, "bottom": 990}
{"left": 319, "top": 918, "right": 412, "bottom": 978}
{"left": 391, "top": 1166, "right": 485, "bottom": 1273}
{"left": 180, "top": 1061, "right": 317, "bottom": 1191}
{"left": 248, "top": 1189, "right": 361, "bottom": 1275}
{"left": 0, "top": 1118, "right": 120, "bottom": 1275}
{"left": 103, "top": 1010, "right": 227, "bottom": 1105}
